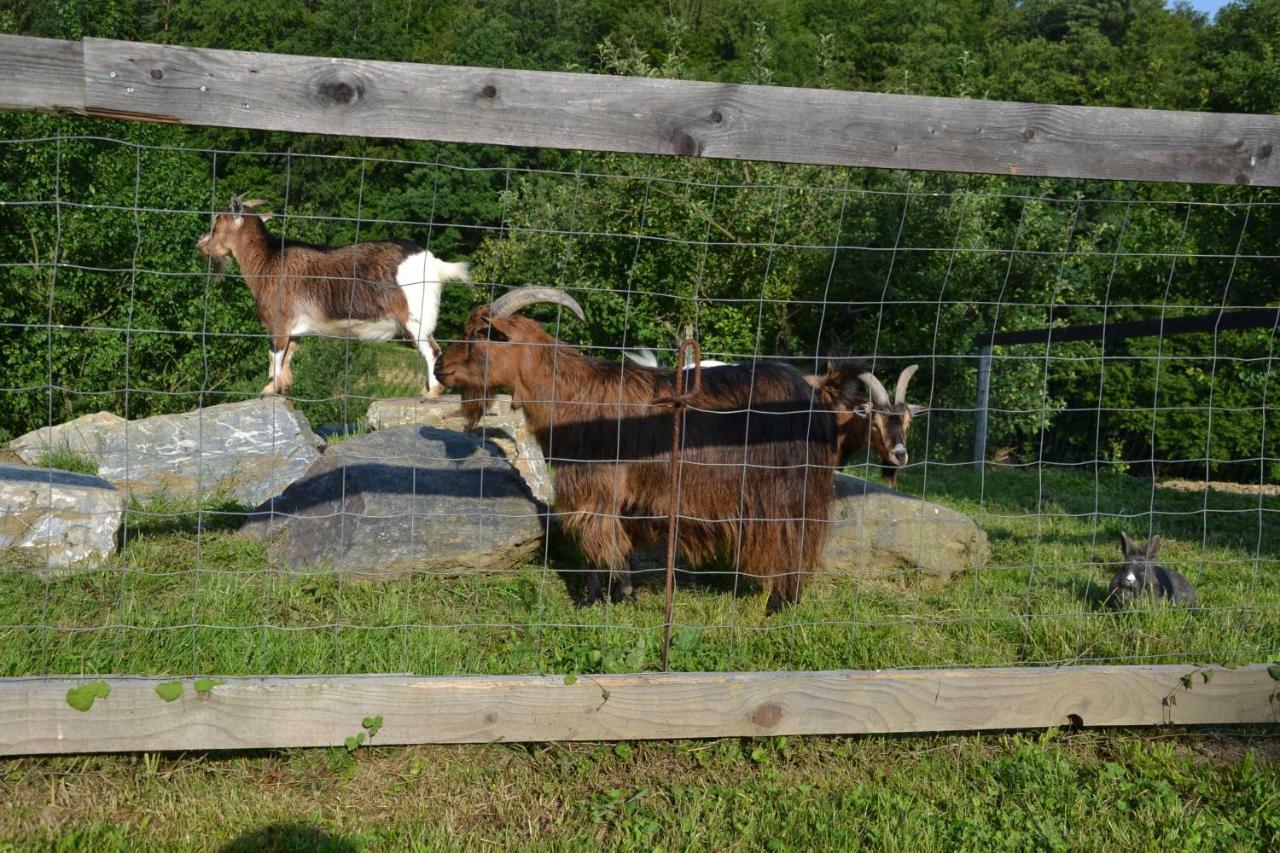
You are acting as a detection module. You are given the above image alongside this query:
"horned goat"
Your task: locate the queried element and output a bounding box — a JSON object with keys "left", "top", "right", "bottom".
{"left": 808, "top": 362, "right": 924, "bottom": 486}
{"left": 437, "top": 287, "right": 860, "bottom": 614}
{"left": 196, "top": 193, "right": 469, "bottom": 396}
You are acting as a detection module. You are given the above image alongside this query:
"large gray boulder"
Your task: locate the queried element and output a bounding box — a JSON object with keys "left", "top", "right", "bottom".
{"left": 8, "top": 400, "right": 322, "bottom": 507}
{"left": 241, "top": 426, "right": 545, "bottom": 576}
{"left": 365, "top": 395, "right": 551, "bottom": 506}
{"left": 0, "top": 462, "right": 124, "bottom": 571}
{"left": 823, "top": 474, "right": 988, "bottom": 579}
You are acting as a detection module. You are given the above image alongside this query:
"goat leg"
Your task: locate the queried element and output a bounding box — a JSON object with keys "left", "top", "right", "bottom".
{"left": 577, "top": 569, "right": 606, "bottom": 608}
{"left": 609, "top": 568, "right": 636, "bottom": 604}
{"left": 765, "top": 569, "right": 803, "bottom": 616}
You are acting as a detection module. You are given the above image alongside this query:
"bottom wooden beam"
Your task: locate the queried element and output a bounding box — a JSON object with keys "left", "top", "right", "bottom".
{"left": 1, "top": 665, "right": 1276, "bottom": 755}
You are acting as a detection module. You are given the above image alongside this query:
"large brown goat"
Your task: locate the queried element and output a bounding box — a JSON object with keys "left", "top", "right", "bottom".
{"left": 436, "top": 288, "right": 859, "bottom": 614}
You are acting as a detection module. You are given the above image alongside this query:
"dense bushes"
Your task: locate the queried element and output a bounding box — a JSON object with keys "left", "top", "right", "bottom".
{"left": 2, "top": 0, "right": 1277, "bottom": 476}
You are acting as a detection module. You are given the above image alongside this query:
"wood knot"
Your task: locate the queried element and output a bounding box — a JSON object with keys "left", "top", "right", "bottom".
{"left": 751, "top": 702, "right": 783, "bottom": 728}
{"left": 317, "top": 79, "right": 363, "bottom": 105}
{"left": 481, "top": 84, "right": 498, "bottom": 99}
{"left": 708, "top": 109, "right": 723, "bottom": 124}
{"left": 1258, "top": 143, "right": 1273, "bottom": 159}
{"left": 671, "top": 128, "right": 703, "bottom": 158}
{"left": 484, "top": 711, "right": 498, "bottom": 724}
{"left": 1022, "top": 127, "right": 1036, "bottom": 141}
{"left": 149, "top": 68, "right": 163, "bottom": 80}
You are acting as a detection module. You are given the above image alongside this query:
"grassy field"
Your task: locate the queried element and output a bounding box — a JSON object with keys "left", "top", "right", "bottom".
{"left": 3, "top": 370, "right": 1279, "bottom": 848}
{"left": 1, "top": 729, "right": 1277, "bottom": 849}
{"left": 0, "top": 465, "right": 1277, "bottom": 679}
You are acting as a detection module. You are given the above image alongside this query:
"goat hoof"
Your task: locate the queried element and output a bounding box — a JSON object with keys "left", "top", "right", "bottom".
{"left": 422, "top": 384, "right": 445, "bottom": 399}
{"left": 608, "top": 584, "right": 637, "bottom": 604}
{"left": 574, "top": 592, "right": 605, "bottom": 609}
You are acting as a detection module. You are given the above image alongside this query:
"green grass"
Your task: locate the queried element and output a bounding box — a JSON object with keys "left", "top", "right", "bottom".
{"left": 32, "top": 447, "right": 99, "bottom": 477}
{"left": 0, "top": 466, "right": 1276, "bottom": 678}
{"left": 1, "top": 730, "right": 1276, "bottom": 850}
{"left": 2, "top": 459, "right": 1278, "bottom": 851}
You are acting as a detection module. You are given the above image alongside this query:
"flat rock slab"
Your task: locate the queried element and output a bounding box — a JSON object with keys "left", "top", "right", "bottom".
{"left": 241, "top": 426, "right": 545, "bottom": 576}
{"left": 0, "top": 462, "right": 124, "bottom": 571}
{"left": 365, "top": 395, "right": 551, "bottom": 506}
{"left": 8, "top": 400, "right": 322, "bottom": 507}
{"left": 824, "top": 474, "right": 988, "bottom": 579}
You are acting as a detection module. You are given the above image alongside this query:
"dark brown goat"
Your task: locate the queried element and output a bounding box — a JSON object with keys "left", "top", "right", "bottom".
{"left": 437, "top": 288, "right": 857, "bottom": 614}
{"left": 809, "top": 363, "right": 925, "bottom": 486}
{"left": 196, "top": 193, "right": 468, "bottom": 396}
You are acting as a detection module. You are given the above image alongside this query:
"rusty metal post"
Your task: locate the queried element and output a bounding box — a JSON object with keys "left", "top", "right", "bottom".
{"left": 659, "top": 329, "right": 702, "bottom": 672}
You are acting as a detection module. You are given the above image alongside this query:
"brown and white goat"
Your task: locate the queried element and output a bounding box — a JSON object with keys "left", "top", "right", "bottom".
{"left": 809, "top": 363, "right": 924, "bottom": 486}
{"left": 436, "top": 287, "right": 857, "bottom": 614}
{"left": 196, "top": 193, "right": 469, "bottom": 396}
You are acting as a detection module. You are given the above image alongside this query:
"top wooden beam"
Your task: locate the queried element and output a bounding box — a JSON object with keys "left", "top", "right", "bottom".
{"left": 0, "top": 35, "right": 84, "bottom": 114}
{"left": 2, "top": 35, "right": 1280, "bottom": 186}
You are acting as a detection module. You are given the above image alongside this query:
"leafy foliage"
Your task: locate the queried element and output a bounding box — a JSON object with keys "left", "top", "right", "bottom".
{"left": 2, "top": 1, "right": 1278, "bottom": 477}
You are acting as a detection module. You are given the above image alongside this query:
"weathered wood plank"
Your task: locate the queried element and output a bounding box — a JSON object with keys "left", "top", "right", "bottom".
{"left": 0, "top": 35, "right": 84, "bottom": 114}
{"left": 68, "top": 37, "right": 1280, "bottom": 186}
{"left": 2, "top": 666, "right": 1275, "bottom": 755}
{"left": 976, "top": 307, "right": 1280, "bottom": 348}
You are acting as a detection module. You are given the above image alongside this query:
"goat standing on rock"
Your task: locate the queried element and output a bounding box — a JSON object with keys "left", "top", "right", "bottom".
{"left": 196, "top": 193, "right": 469, "bottom": 397}
{"left": 436, "top": 287, "right": 863, "bottom": 614}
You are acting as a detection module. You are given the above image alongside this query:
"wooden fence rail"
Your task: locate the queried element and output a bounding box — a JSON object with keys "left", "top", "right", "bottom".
{"left": 2, "top": 666, "right": 1276, "bottom": 755}
{"left": 3, "top": 34, "right": 1280, "bottom": 186}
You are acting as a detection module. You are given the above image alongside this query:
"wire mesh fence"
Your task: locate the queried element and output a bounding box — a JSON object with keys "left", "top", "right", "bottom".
{"left": 1, "top": 120, "right": 1278, "bottom": 691}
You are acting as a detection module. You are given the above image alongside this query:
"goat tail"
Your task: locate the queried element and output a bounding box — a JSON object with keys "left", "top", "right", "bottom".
{"left": 434, "top": 259, "right": 471, "bottom": 283}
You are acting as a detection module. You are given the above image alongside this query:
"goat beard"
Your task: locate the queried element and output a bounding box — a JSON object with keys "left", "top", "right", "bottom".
{"left": 456, "top": 387, "right": 490, "bottom": 429}
{"left": 208, "top": 253, "right": 226, "bottom": 281}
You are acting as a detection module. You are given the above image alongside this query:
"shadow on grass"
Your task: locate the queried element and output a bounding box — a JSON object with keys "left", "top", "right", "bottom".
{"left": 221, "top": 823, "right": 358, "bottom": 852}
{"left": 119, "top": 497, "right": 251, "bottom": 545}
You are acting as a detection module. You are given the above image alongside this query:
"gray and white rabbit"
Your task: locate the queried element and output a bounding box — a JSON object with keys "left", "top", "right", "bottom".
{"left": 1106, "top": 532, "right": 1197, "bottom": 608}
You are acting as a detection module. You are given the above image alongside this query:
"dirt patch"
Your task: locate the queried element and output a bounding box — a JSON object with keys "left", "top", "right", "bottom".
{"left": 1176, "top": 731, "right": 1280, "bottom": 766}
{"left": 1159, "top": 479, "right": 1280, "bottom": 497}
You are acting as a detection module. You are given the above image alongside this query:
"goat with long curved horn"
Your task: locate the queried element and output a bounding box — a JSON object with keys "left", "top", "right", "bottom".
{"left": 490, "top": 286, "right": 586, "bottom": 321}
{"left": 809, "top": 362, "right": 926, "bottom": 487}
{"left": 857, "top": 369, "right": 893, "bottom": 410}
{"left": 895, "top": 364, "right": 919, "bottom": 406}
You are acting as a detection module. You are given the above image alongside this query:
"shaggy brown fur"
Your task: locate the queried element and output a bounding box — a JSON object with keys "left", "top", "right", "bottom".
{"left": 438, "top": 303, "right": 856, "bottom": 614}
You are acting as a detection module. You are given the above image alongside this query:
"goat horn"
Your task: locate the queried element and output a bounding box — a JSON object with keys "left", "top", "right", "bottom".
{"left": 895, "top": 364, "right": 919, "bottom": 406}
{"left": 490, "top": 286, "right": 586, "bottom": 321}
{"left": 240, "top": 198, "right": 269, "bottom": 209}
{"left": 857, "top": 370, "right": 892, "bottom": 410}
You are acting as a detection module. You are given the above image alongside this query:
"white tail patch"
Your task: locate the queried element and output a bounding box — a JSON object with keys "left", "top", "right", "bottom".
{"left": 398, "top": 251, "right": 469, "bottom": 396}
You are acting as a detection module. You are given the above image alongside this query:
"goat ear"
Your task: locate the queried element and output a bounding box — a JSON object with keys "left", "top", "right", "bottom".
{"left": 480, "top": 314, "right": 512, "bottom": 342}
{"left": 256, "top": 211, "right": 275, "bottom": 223}
{"left": 908, "top": 404, "right": 927, "bottom": 417}
{"left": 1145, "top": 536, "right": 1161, "bottom": 560}
{"left": 853, "top": 402, "right": 872, "bottom": 417}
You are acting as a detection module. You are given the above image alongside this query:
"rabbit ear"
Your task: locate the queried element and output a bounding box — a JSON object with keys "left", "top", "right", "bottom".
{"left": 1120, "top": 531, "right": 1136, "bottom": 555}
{"left": 1146, "top": 536, "right": 1161, "bottom": 560}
